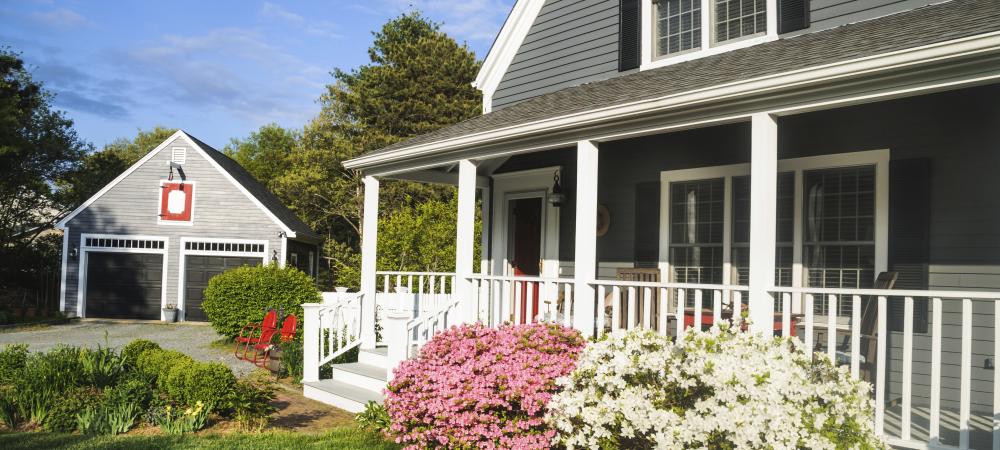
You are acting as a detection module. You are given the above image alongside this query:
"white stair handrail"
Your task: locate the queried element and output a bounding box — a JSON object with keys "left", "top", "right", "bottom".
{"left": 302, "top": 291, "right": 365, "bottom": 383}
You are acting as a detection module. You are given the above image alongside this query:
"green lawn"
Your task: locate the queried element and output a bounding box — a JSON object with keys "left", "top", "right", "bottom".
{"left": 0, "top": 427, "right": 401, "bottom": 450}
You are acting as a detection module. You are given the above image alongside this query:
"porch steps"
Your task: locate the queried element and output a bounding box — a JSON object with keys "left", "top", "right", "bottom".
{"left": 302, "top": 347, "right": 389, "bottom": 413}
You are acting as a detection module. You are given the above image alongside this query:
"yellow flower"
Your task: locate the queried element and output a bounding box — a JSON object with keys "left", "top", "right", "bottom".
{"left": 184, "top": 408, "right": 193, "bottom": 415}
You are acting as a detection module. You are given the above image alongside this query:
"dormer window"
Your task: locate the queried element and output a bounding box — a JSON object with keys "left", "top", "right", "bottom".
{"left": 654, "top": 0, "right": 702, "bottom": 56}
{"left": 648, "top": 0, "right": 776, "bottom": 66}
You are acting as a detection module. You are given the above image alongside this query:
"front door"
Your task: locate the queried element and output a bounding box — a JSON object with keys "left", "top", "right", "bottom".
{"left": 509, "top": 197, "right": 543, "bottom": 323}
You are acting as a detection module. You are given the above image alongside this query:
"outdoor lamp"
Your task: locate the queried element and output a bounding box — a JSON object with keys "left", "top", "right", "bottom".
{"left": 549, "top": 169, "right": 566, "bottom": 207}
{"left": 69, "top": 246, "right": 79, "bottom": 260}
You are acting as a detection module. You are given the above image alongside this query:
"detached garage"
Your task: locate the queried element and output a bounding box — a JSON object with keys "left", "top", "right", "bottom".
{"left": 57, "top": 130, "right": 320, "bottom": 321}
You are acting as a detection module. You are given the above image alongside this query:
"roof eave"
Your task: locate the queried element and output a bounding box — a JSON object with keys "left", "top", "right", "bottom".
{"left": 344, "top": 30, "right": 1000, "bottom": 173}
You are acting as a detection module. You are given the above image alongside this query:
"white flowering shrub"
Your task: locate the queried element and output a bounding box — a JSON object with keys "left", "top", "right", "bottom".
{"left": 545, "top": 325, "right": 887, "bottom": 450}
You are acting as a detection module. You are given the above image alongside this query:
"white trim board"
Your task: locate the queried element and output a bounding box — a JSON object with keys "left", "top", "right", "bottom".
{"left": 77, "top": 233, "right": 169, "bottom": 320}
{"left": 473, "top": 0, "right": 545, "bottom": 113}
{"left": 58, "top": 226, "right": 69, "bottom": 314}
{"left": 56, "top": 130, "right": 297, "bottom": 237}
{"left": 346, "top": 31, "right": 1000, "bottom": 172}
{"left": 490, "top": 167, "right": 562, "bottom": 279}
{"left": 657, "top": 149, "right": 890, "bottom": 316}
{"left": 177, "top": 237, "right": 268, "bottom": 322}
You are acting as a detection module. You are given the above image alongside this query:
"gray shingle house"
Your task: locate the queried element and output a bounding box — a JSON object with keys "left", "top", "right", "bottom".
{"left": 56, "top": 130, "right": 319, "bottom": 322}
{"left": 299, "top": 0, "right": 1000, "bottom": 448}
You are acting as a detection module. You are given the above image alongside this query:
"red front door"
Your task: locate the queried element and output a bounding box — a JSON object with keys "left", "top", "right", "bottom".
{"left": 510, "top": 197, "right": 542, "bottom": 324}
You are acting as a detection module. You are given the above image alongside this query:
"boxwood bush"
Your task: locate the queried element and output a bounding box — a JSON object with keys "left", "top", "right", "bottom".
{"left": 120, "top": 339, "right": 160, "bottom": 367}
{"left": 136, "top": 348, "right": 193, "bottom": 384}
{"left": 201, "top": 264, "right": 319, "bottom": 340}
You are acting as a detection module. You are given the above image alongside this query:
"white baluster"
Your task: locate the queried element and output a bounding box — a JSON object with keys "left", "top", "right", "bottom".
{"left": 782, "top": 293, "right": 791, "bottom": 338}
{"left": 827, "top": 294, "right": 837, "bottom": 362}
{"left": 902, "top": 296, "right": 913, "bottom": 440}
{"left": 643, "top": 287, "right": 652, "bottom": 330}
{"left": 514, "top": 281, "right": 523, "bottom": 325}
{"left": 627, "top": 287, "right": 637, "bottom": 330}
{"left": 659, "top": 288, "right": 669, "bottom": 335}
{"left": 676, "top": 289, "right": 685, "bottom": 338}
{"left": 960, "top": 298, "right": 972, "bottom": 450}
{"left": 563, "top": 283, "right": 573, "bottom": 327}
{"left": 850, "top": 295, "right": 860, "bottom": 378}
{"left": 714, "top": 290, "right": 723, "bottom": 327}
{"left": 596, "top": 284, "right": 606, "bottom": 336}
{"left": 804, "top": 294, "right": 814, "bottom": 352}
{"left": 612, "top": 286, "right": 622, "bottom": 332}
{"left": 930, "top": 297, "right": 942, "bottom": 445}
{"left": 693, "top": 289, "right": 703, "bottom": 330}
{"left": 875, "top": 295, "right": 887, "bottom": 435}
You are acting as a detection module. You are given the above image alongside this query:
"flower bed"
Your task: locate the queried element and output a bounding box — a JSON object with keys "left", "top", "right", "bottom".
{"left": 0, "top": 339, "right": 274, "bottom": 436}
{"left": 546, "top": 325, "right": 887, "bottom": 449}
{"left": 384, "top": 322, "right": 585, "bottom": 449}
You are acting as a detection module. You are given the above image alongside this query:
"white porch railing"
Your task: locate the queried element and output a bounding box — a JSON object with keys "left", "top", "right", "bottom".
{"left": 770, "top": 287, "right": 1000, "bottom": 450}
{"left": 377, "top": 271, "right": 455, "bottom": 295}
{"left": 302, "top": 291, "right": 364, "bottom": 382}
{"left": 467, "top": 274, "right": 576, "bottom": 327}
{"left": 588, "top": 280, "right": 751, "bottom": 337}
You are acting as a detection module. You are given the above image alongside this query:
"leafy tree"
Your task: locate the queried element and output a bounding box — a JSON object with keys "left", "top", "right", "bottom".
{"left": 224, "top": 124, "right": 298, "bottom": 188}
{"left": 0, "top": 49, "right": 90, "bottom": 286}
{"left": 276, "top": 12, "right": 482, "bottom": 287}
{"left": 61, "top": 127, "right": 177, "bottom": 208}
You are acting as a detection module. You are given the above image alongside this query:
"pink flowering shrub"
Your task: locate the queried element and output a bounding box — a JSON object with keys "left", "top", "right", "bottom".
{"left": 384, "top": 322, "right": 586, "bottom": 449}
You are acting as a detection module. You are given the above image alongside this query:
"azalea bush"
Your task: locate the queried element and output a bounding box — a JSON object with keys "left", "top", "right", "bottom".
{"left": 384, "top": 322, "right": 585, "bottom": 449}
{"left": 546, "top": 326, "right": 887, "bottom": 450}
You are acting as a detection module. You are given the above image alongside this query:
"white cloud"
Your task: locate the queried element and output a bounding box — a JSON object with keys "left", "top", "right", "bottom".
{"left": 29, "top": 7, "right": 90, "bottom": 30}
{"left": 117, "top": 27, "right": 326, "bottom": 126}
{"left": 258, "top": 2, "right": 343, "bottom": 39}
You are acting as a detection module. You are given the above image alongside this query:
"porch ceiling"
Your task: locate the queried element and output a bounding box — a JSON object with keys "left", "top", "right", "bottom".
{"left": 345, "top": 0, "right": 1000, "bottom": 175}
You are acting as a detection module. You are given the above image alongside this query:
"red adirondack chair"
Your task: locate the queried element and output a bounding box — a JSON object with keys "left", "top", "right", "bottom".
{"left": 234, "top": 309, "right": 278, "bottom": 361}
{"left": 253, "top": 314, "right": 299, "bottom": 370}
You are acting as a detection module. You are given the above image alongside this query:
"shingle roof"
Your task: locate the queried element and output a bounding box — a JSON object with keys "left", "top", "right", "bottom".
{"left": 368, "top": 0, "right": 1000, "bottom": 156}
{"left": 186, "top": 133, "right": 319, "bottom": 240}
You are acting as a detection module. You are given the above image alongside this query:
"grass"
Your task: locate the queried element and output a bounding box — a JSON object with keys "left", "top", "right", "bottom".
{"left": 0, "top": 426, "right": 401, "bottom": 450}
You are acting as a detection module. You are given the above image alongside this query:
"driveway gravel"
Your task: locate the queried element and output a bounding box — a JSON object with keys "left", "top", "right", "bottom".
{"left": 0, "top": 319, "right": 258, "bottom": 376}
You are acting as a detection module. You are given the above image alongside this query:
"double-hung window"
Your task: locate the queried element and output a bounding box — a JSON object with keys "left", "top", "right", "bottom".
{"left": 661, "top": 151, "right": 887, "bottom": 318}
{"left": 651, "top": 0, "right": 770, "bottom": 60}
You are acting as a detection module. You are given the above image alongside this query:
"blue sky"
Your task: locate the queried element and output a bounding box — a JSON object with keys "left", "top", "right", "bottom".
{"left": 1, "top": 0, "right": 513, "bottom": 149}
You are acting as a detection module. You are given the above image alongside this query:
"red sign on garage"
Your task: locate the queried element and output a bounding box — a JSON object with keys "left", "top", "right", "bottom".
{"left": 160, "top": 182, "right": 194, "bottom": 222}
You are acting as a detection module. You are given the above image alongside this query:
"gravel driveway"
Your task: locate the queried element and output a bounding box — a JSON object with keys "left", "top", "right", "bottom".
{"left": 0, "top": 319, "right": 258, "bottom": 376}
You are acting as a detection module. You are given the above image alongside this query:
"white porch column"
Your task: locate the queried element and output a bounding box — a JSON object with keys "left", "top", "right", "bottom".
{"left": 360, "top": 175, "right": 380, "bottom": 348}
{"left": 748, "top": 113, "right": 778, "bottom": 334}
{"left": 456, "top": 159, "right": 478, "bottom": 322}
{"left": 574, "top": 140, "right": 599, "bottom": 338}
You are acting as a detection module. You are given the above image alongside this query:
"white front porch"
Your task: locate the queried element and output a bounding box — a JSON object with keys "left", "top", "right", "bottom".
{"left": 303, "top": 79, "right": 1000, "bottom": 449}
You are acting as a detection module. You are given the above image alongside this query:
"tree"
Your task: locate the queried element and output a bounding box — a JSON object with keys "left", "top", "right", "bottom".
{"left": 61, "top": 126, "right": 177, "bottom": 208}
{"left": 0, "top": 49, "right": 90, "bottom": 255}
{"left": 276, "top": 12, "right": 482, "bottom": 287}
{"left": 223, "top": 124, "right": 298, "bottom": 188}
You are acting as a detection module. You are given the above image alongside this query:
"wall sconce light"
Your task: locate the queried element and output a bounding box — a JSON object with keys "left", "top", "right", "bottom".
{"left": 69, "top": 246, "right": 79, "bottom": 260}
{"left": 271, "top": 250, "right": 279, "bottom": 264}
{"left": 548, "top": 169, "right": 566, "bottom": 207}
{"left": 277, "top": 231, "right": 287, "bottom": 238}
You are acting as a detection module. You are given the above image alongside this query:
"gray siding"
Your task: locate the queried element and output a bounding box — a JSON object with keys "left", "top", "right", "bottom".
{"left": 493, "top": 83, "right": 1000, "bottom": 417}
{"left": 63, "top": 136, "right": 285, "bottom": 319}
{"left": 492, "top": 0, "right": 622, "bottom": 109}
{"left": 793, "top": 0, "right": 941, "bottom": 35}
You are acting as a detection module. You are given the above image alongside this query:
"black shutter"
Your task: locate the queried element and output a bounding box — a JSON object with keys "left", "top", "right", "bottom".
{"left": 619, "top": 0, "right": 641, "bottom": 71}
{"left": 634, "top": 182, "right": 660, "bottom": 268}
{"left": 778, "top": 0, "right": 811, "bottom": 34}
{"left": 888, "top": 158, "right": 931, "bottom": 334}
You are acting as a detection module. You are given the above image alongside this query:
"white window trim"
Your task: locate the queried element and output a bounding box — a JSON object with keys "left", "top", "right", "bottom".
{"left": 177, "top": 237, "right": 268, "bottom": 322}
{"left": 490, "top": 166, "right": 562, "bottom": 278}
{"left": 156, "top": 180, "right": 197, "bottom": 227}
{"left": 641, "top": 0, "right": 779, "bottom": 71}
{"left": 658, "top": 149, "right": 890, "bottom": 316}
{"left": 77, "top": 233, "right": 169, "bottom": 320}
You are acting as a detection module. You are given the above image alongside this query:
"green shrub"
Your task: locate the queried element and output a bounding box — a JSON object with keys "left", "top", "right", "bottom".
{"left": 0, "top": 344, "right": 28, "bottom": 385}
{"left": 356, "top": 401, "right": 390, "bottom": 433}
{"left": 20, "top": 346, "right": 84, "bottom": 392}
{"left": 104, "top": 372, "right": 154, "bottom": 410}
{"left": 160, "top": 359, "right": 195, "bottom": 402}
{"left": 120, "top": 339, "right": 160, "bottom": 367}
{"left": 43, "top": 387, "right": 102, "bottom": 432}
{"left": 0, "top": 389, "right": 19, "bottom": 430}
{"left": 79, "top": 345, "right": 123, "bottom": 388}
{"left": 160, "top": 360, "right": 235, "bottom": 409}
{"left": 202, "top": 264, "right": 319, "bottom": 339}
{"left": 231, "top": 377, "right": 276, "bottom": 432}
{"left": 135, "top": 348, "right": 193, "bottom": 383}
